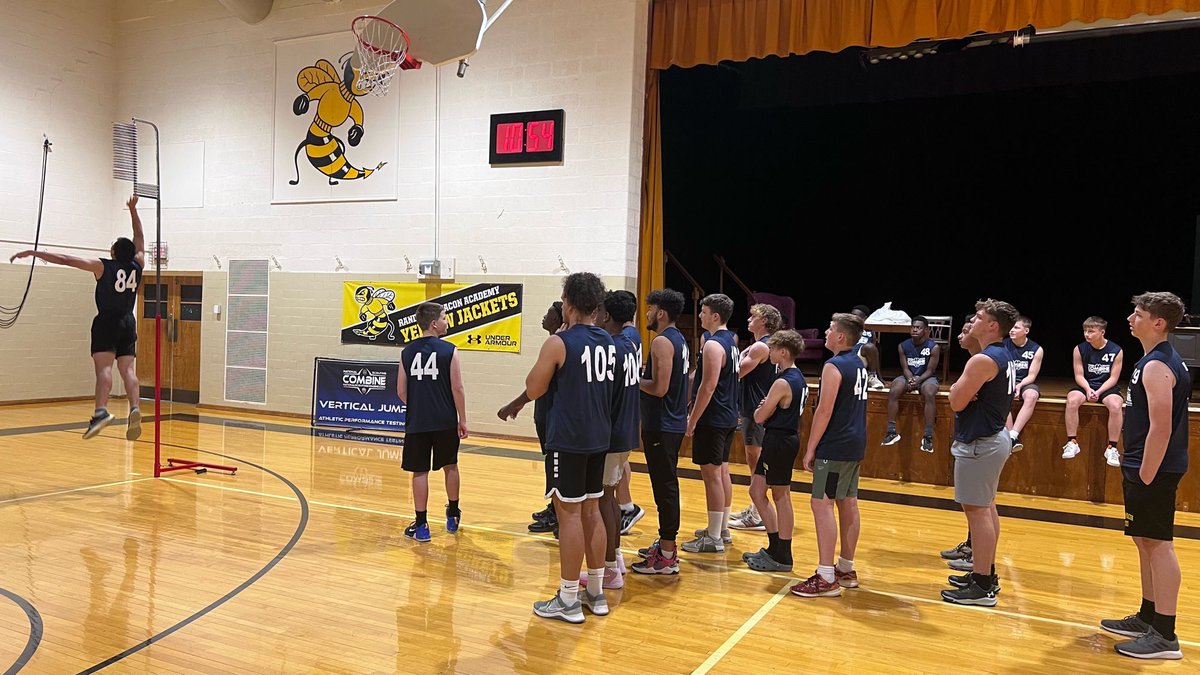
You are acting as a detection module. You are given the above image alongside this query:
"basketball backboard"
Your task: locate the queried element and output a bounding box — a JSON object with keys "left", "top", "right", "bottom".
{"left": 372, "top": 0, "right": 512, "bottom": 67}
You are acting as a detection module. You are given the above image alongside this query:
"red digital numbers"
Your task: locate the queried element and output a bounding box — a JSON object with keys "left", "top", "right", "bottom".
{"left": 526, "top": 120, "right": 555, "bottom": 152}
{"left": 495, "top": 122, "right": 524, "bottom": 154}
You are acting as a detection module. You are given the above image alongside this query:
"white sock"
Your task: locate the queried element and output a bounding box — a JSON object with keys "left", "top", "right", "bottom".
{"left": 587, "top": 568, "right": 605, "bottom": 596}
{"left": 707, "top": 511, "right": 724, "bottom": 539}
{"left": 817, "top": 565, "right": 836, "bottom": 583}
{"left": 836, "top": 557, "right": 854, "bottom": 573}
{"left": 605, "top": 560, "right": 619, "bottom": 571}
{"left": 559, "top": 578, "right": 579, "bottom": 604}
{"left": 615, "top": 549, "right": 625, "bottom": 568}
{"left": 620, "top": 502, "right": 635, "bottom": 513}
{"left": 723, "top": 506, "right": 732, "bottom": 525}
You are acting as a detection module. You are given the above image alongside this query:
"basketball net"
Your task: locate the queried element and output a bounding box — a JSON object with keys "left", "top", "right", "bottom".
{"left": 352, "top": 15, "right": 421, "bottom": 97}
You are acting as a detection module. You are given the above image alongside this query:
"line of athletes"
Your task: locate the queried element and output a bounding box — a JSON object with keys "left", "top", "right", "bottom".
{"left": 392, "top": 275, "right": 1189, "bottom": 660}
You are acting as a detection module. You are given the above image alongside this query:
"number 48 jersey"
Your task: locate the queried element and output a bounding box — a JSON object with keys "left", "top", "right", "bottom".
{"left": 400, "top": 336, "right": 458, "bottom": 433}
{"left": 547, "top": 324, "right": 615, "bottom": 454}
{"left": 96, "top": 258, "right": 142, "bottom": 317}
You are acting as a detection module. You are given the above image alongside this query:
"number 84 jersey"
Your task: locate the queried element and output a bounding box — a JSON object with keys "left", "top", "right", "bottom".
{"left": 547, "top": 324, "right": 615, "bottom": 454}
{"left": 96, "top": 258, "right": 142, "bottom": 317}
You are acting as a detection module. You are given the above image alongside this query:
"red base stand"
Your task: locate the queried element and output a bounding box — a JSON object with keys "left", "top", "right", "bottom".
{"left": 159, "top": 458, "right": 238, "bottom": 475}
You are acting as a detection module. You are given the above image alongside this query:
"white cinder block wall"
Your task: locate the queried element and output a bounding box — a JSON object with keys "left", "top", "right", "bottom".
{"left": 0, "top": 0, "right": 131, "bottom": 402}
{"left": 107, "top": 0, "right": 649, "bottom": 436}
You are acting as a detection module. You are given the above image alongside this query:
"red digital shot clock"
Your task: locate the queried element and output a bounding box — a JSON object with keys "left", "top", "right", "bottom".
{"left": 489, "top": 109, "right": 564, "bottom": 164}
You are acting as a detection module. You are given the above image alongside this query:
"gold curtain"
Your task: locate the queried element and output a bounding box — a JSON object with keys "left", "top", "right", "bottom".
{"left": 650, "top": 0, "right": 1200, "bottom": 69}
{"left": 636, "top": 68, "right": 665, "bottom": 350}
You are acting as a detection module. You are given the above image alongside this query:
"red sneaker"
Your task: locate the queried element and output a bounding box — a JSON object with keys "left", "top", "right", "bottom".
{"left": 835, "top": 568, "right": 859, "bottom": 588}
{"left": 790, "top": 572, "right": 842, "bottom": 598}
{"left": 631, "top": 547, "right": 680, "bottom": 575}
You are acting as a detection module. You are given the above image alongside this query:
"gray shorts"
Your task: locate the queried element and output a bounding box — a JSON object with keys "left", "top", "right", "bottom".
{"left": 740, "top": 415, "right": 766, "bottom": 447}
{"left": 951, "top": 430, "right": 1012, "bottom": 506}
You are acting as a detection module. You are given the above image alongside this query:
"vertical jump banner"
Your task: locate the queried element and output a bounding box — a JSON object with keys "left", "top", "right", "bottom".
{"left": 312, "top": 358, "right": 406, "bottom": 431}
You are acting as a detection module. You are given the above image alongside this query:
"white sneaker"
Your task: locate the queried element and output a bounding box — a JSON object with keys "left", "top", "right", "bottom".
{"left": 729, "top": 513, "right": 766, "bottom": 531}
{"left": 1062, "top": 440, "right": 1080, "bottom": 459}
{"left": 867, "top": 374, "right": 886, "bottom": 391}
{"left": 1104, "top": 446, "right": 1121, "bottom": 467}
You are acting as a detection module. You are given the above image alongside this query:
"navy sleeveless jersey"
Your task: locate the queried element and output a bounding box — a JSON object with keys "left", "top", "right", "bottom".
{"left": 852, "top": 328, "right": 875, "bottom": 355}
{"left": 609, "top": 331, "right": 641, "bottom": 452}
{"left": 1123, "top": 342, "right": 1191, "bottom": 473}
{"left": 954, "top": 342, "right": 1014, "bottom": 443}
{"left": 641, "top": 326, "right": 689, "bottom": 434}
{"left": 546, "top": 324, "right": 615, "bottom": 454}
{"left": 765, "top": 368, "right": 808, "bottom": 432}
{"left": 742, "top": 335, "right": 777, "bottom": 416}
{"left": 1078, "top": 340, "right": 1121, "bottom": 389}
{"left": 901, "top": 338, "right": 935, "bottom": 378}
{"left": 692, "top": 328, "right": 740, "bottom": 428}
{"left": 1004, "top": 337, "right": 1041, "bottom": 384}
{"left": 622, "top": 325, "right": 643, "bottom": 372}
{"left": 400, "top": 336, "right": 459, "bottom": 433}
{"left": 96, "top": 258, "right": 142, "bottom": 317}
{"left": 815, "top": 350, "right": 868, "bottom": 461}
{"left": 533, "top": 378, "right": 554, "bottom": 428}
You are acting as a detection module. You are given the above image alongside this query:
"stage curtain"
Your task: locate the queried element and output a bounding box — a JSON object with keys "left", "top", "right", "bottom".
{"left": 637, "top": 69, "right": 666, "bottom": 351}
{"left": 650, "top": 0, "right": 1200, "bottom": 69}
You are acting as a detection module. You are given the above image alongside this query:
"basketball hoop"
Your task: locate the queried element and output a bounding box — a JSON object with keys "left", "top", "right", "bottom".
{"left": 351, "top": 15, "right": 421, "bottom": 97}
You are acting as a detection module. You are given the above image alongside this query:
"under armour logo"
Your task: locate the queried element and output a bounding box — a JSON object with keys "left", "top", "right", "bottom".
{"left": 467, "top": 335, "right": 482, "bottom": 345}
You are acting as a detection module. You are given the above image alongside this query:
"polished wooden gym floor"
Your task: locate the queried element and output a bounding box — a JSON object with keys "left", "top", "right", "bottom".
{"left": 0, "top": 401, "right": 1197, "bottom": 673}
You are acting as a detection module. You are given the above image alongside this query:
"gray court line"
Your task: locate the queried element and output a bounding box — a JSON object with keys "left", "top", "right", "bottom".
{"left": 0, "top": 587, "right": 42, "bottom": 675}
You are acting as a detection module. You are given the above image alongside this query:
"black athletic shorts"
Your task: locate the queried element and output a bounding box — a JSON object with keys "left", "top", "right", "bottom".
{"left": 1123, "top": 468, "right": 1183, "bottom": 541}
{"left": 1018, "top": 382, "right": 1040, "bottom": 397}
{"left": 544, "top": 450, "right": 605, "bottom": 502}
{"left": 692, "top": 425, "right": 735, "bottom": 466}
{"left": 755, "top": 430, "right": 799, "bottom": 486}
{"left": 1069, "top": 385, "right": 1122, "bottom": 403}
{"left": 91, "top": 313, "right": 137, "bottom": 357}
{"left": 402, "top": 429, "right": 460, "bottom": 473}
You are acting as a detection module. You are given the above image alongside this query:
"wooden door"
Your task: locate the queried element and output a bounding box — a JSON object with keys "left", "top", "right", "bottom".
{"left": 136, "top": 274, "right": 203, "bottom": 403}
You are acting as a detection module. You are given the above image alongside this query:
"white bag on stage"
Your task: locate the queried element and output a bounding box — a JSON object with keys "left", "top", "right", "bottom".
{"left": 866, "top": 302, "right": 911, "bottom": 326}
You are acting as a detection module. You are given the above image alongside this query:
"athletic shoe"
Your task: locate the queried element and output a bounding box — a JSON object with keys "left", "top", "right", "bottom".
{"left": 1114, "top": 627, "right": 1182, "bottom": 660}
{"left": 403, "top": 522, "right": 431, "bottom": 542}
{"left": 867, "top": 374, "right": 886, "bottom": 391}
{"left": 790, "top": 572, "right": 842, "bottom": 598}
{"left": 531, "top": 503, "right": 554, "bottom": 521}
{"left": 445, "top": 505, "right": 461, "bottom": 533}
{"left": 748, "top": 552, "right": 792, "bottom": 572}
{"left": 729, "top": 513, "right": 766, "bottom": 531}
{"left": 920, "top": 436, "right": 934, "bottom": 453}
{"left": 529, "top": 514, "right": 557, "bottom": 533}
{"left": 682, "top": 533, "right": 725, "bottom": 553}
{"left": 83, "top": 411, "right": 115, "bottom": 440}
{"left": 579, "top": 590, "right": 609, "bottom": 616}
{"left": 1062, "top": 439, "right": 1081, "bottom": 459}
{"left": 637, "top": 540, "right": 660, "bottom": 558}
{"left": 947, "top": 557, "right": 974, "bottom": 572}
{"left": 881, "top": 432, "right": 901, "bottom": 446}
{"left": 940, "top": 541, "right": 971, "bottom": 560}
{"left": 1100, "top": 613, "right": 1152, "bottom": 638}
{"left": 126, "top": 408, "right": 142, "bottom": 441}
{"left": 730, "top": 504, "right": 753, "bottom": 521}
{"left": 620, "top": 504, "right": 645, "bottom": 534}
{"left": 532, "top": 592, "right": 584, "bottom": 624}
{"left": 835, "top": 568, "right": 859, "bottom": 588}
{"left": 947, "top": 573, "right": 1000, "bottom": 593}
{"left": 1105, "top": 446, "right": 1121, "bottom": 468}
{"left": 693, "top": 527, "right": 732, "bottom": 544}
{"left": 1009, "top": 429, "right": 1023, "bottom": 453}
{"left": 579, "top": 567, "right": 624, "bottom": 590}
{"left": 631, "top": 547, "right": 679, "bottom": 575}
{"left": 941, "top": 579, "right": 997, "bottom": 606}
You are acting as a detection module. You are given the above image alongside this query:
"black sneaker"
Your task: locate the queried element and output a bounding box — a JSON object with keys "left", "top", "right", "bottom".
{"left": 531, "top": 503, "right": 554, "bottom": 521}
{"left": 528, "top": 516, "right": 557, "bottom": 533}
{"left": 941, "top": 579, "right": 997, "bottom": 606}
{"left": 920, "top": 436, "right": 934, "bottom": 453}
{"left": 83, "top": 411, "right": 115, "bottom": 440}
{"left": 1114, "top": 626, "right": 1182, "bottom": 660}
{"left": 881, "top": 432, "right": 901, "bottom": 446}
{"left": 948, "top": 573, "right": 1000, "bottom": 594}
{"left": 619, "top": 504, "right": 645, "bottom": 535}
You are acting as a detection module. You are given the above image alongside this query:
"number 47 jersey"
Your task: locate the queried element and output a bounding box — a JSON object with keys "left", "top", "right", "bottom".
{"left": 400, "top": 335, "right": 459, "bottom": 433}
{"left": 547, "top": 324, "right": 616, "bottom": 454}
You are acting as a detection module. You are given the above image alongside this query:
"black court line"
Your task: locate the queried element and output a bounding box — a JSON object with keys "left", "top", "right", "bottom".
{"left": 4, "top": 413, "right": 1196, "bottom": 539}
{"left": 79, "top": 440, "right": 309, "bottom": 674}
{"left": 0, "top": 588, "right": 42, "bottom": 675}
